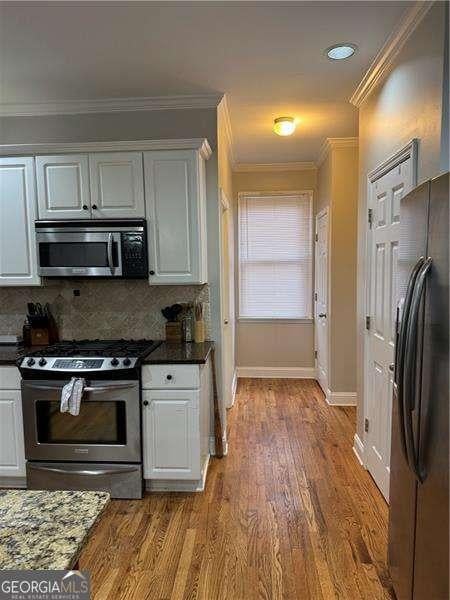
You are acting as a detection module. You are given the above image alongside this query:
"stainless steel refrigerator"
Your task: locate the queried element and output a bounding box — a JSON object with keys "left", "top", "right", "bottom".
{"left": 388, "top": 172, "right": 449, "bottom": 600}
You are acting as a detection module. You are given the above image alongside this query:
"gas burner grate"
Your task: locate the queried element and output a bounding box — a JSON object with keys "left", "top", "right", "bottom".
{"left": 27, "top": 339, "right": 161, "bottom": 359}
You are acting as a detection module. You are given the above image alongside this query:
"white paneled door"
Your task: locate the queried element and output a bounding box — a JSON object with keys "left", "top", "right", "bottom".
{"left": 366, "top": 157, "right": 413, "bottom": 501}
{"left": 315, "top": 209, "right": 329, "bottom": 394}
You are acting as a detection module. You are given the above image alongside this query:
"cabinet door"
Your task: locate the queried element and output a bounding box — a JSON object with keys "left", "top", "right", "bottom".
{"left": 0, "top": 157, "right": 41, "bottom": 286}
{"left": 89, "top": 152, "right": 145, "bottom": 219}
{"left": 144, "top": 150, "right": 207, "bottom": 284}
{"left": 0, "top": 390, "right": 25, "bottom": 477}
{"left": 36, "top": 154, "right": 91, "bottom": 219}
{"left": 142, "top": 389, "right": 200, "bottom": 480}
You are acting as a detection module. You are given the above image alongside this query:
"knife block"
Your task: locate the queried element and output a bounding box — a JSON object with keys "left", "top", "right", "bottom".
{"left": 30, "top": 327, "right": 50, "bottom": 346}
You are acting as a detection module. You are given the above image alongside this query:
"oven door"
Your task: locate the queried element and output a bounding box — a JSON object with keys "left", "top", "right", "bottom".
{"left": 36, "top": 231, "right": 122, "bottom": 277}
{"left": 22, "top": 380, "right": 140, "bottom": 462}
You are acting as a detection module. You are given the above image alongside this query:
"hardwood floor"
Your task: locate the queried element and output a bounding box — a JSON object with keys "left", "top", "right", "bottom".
{"left": 80, "top": 378, "right": 394, "bottom": 600}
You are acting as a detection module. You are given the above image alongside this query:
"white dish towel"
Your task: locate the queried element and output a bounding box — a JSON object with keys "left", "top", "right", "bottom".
{"left": 60, "top": 377, "right": 86, "bottom": 416}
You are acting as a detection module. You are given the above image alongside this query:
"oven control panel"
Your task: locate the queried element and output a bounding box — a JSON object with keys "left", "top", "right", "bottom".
{"left": 53, "top": 359, "right": 104, "bottom": 370}
{"left": 20, "top": 356, "right": 138, "bottom": 371}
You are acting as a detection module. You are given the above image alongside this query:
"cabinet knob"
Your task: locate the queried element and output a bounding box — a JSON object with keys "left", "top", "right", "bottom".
{"left": 166, "top": 374, "right": 173, "bottom": 381}
{"left": 82, "top": 204, "right": 88, "bottom": 210}
{"left": 388, "top": 363, "right": 394, "bottom": 372}
{"left": 149, "top": 270, "right": 155, "bottom": 276}
{"left": 92, "top": 204, "right": 98, "bottom": 210}
{"left": 143, "top": 400, "right": 149, "bottom": 406}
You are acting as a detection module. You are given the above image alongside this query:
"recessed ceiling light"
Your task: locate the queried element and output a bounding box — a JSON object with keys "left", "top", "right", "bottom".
{"left": 273, "top": 117, "right": 296, "bottom": 136}
{"left": 326, "top": 43, "right": 357, "bottom": 60}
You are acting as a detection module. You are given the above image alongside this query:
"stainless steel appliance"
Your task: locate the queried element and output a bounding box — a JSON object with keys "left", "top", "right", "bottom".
{"left": 36, "top": 219, "right": 148, "bottom": 278}
{"left": 389, "top": 172, "right": 449, "bottom": 599}
{"left": 19, "top": 339, "right": 161, "bottom": 499}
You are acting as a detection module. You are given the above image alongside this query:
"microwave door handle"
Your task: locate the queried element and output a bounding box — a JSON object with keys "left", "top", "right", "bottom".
{"left": 107, "top": 232, "right": 114, "bottom": 274}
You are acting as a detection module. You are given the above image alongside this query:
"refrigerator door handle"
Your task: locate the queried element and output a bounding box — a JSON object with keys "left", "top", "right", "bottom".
{"left": 402, "top": 257, "right": 432, "bottom": 483}
{"left": 395, "top": 256, "right": 425, "bottom": 464}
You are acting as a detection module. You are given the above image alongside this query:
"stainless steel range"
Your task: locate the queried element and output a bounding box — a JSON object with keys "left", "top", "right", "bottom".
{"left": 19, "top": 339, "right": 161, "bottom": 499}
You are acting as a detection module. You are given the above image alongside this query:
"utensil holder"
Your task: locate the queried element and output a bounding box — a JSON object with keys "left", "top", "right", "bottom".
{"left": 166, "top": 322, "right": 183, "bottom": 343}
{"left": 194, "top": 320, "right": 205, "bottom": 343}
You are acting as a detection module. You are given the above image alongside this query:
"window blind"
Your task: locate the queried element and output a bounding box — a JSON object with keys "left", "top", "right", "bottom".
{"left": 238, "top": 192, "right": 313, "bottom": 319}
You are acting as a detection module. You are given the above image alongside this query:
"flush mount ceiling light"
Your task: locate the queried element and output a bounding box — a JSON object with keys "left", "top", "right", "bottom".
{"left": 326, "top": 43, "right": 357, "bottom": 60}
{"left": 273, "top": 116, "right": 296, "bottom": 136}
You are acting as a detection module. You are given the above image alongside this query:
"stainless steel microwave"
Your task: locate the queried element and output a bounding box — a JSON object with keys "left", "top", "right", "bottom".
{"left": 36, "top": 219, "right": 148, "bottom": 278}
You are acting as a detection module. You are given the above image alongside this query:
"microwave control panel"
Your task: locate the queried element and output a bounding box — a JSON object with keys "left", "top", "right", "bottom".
{"left": 121, "top": 233, "right": 148, "bottom": 278}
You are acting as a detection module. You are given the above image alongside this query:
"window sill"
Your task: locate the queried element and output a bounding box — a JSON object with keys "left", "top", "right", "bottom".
{"left": 238, "top": 317, "right": 314, "bottom": 324}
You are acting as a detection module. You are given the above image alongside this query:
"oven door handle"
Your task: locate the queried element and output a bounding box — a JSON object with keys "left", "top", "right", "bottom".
{"left": 84, "top": 383, "right": 136, "bottom": 393}
{"left": 25, "top": 382, "right": 136, "bottom": 392}
{"left": 107, "top": 232, "right": 114, "bottom": 274}
{"left": 27, "top": 464, "right": 138, "bottom": 476}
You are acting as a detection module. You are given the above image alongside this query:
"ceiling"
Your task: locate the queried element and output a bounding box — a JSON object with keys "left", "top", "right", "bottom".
{"left": 0, "top": 1, "right": 412, "bottom": 163}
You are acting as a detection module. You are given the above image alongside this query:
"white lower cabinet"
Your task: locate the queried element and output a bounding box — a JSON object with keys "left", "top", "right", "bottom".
{"left": 0, "top": 367, "right": 26, "bottom": 478}
{"left": 142, "top": 361, "right": 211, "bottom": 487}
{"left": 142, "top": 389, "right": 200, "bottom": 480}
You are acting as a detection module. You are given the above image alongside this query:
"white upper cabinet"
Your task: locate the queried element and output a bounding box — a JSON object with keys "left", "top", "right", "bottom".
{"left": 36, "top": 154, "right": 91, "bottom": 220}
{"left": 144, "top": 150, "right": 208, "bottom": 285}
{"left": 0, "top": 157, "right": 41, "bottom": 286}
{"left": 89, "top": 152, "right": 145, "bottom": 219}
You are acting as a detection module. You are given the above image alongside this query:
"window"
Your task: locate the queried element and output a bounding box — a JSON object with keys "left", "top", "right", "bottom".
{"left": 238, "top": 191, "right": 313, "bottom": 319}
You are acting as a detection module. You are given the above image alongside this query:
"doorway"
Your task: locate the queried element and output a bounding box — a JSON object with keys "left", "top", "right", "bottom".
{"left": 315, "top": 208, "right": 329, "bottom": 394}
{"left": 220, "top": 188, "right": 236, "bottom": 409}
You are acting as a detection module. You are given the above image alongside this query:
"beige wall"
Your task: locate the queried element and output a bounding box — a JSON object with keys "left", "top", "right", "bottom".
{"left": 233, "top": 168, "right": 317, "bottom": 369}
{"left": 0, "top": 108, "right": 217, "bottom": 146}
{"left": 356, "top": 3, "right": 446, "bottom": 438}
{"left": 316, "top": 144, "right": 358, "bottom": 394}
{"left": 329, "top": 146, "right": 358, "bottom": 392}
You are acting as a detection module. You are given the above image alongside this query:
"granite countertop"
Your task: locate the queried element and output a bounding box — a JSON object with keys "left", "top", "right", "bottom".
{"left": 0, "top": 344, "right": 26, "bottom": 366}
{"left": 0, "top": 490, "right": 110, "bottom": 570}
{"left": 0, "top": 341, "right": 214, "bottom": 366}
{"left": 143, "top": 341, "right": 214, "bottom": 364}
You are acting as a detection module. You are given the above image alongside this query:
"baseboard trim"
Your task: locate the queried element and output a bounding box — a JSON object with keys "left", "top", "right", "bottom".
{"left": 209, "top": 435, "right": 228, "bottom": 456}
{"left": 326, "top": 390, "right": 357, "bottom": 406}
{"left": 0, "top": 476, "right": 27, "bottom": 489}
{"left": 145, "top": 455, "right": 210, "bottom": 492}
{"left": 353, "top": 433, "right": 365, "bottom": 466}
{"left": 237, "top": 366, "right": 316, "bottom": 379}
{"left": 230, "top": 370, "right": 237, "bottom": 407}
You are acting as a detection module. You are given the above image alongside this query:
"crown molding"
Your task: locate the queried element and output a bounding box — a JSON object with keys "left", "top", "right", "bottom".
{"left": 234, "top": 161, "right": 317, "bottom": 173}
{"left": 218, "top": 95, "right": 236, "bottom": 168}
{"left": 317, "top": 137, "right": 358, "bottom": 167}
{"left": 350, "top": 1, "right": 435, "bottom": 107}
{"left": 0, "top": 93, "right": 224, "bottom": 117}
{"left": 0, "top": 138, "right": 212, "bottom": 159}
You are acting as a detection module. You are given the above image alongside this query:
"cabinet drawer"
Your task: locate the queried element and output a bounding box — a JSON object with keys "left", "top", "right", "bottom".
{"left": 142, "top": 365, "right": 200, "bottom": 389}
{"left": 0, "top": 367, "right": 21, "bottom": 390}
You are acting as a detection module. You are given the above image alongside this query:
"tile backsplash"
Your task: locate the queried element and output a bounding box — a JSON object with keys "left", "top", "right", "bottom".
{"left": 0, "top": 280, "right": 210, "bottom": 341}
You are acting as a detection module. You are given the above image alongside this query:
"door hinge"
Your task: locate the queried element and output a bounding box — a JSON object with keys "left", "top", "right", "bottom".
{"left": 315, "top": 233, "right": 318, "bottom": 242}
{"left": 365, "top": 418, "right": 369, "bottom": 433}
{"left": 314, "top": 350, "right": 318, "bottom": 359}
{"left": 368, "top": 208, "right": 373, "bottom": 228}
{"left": 314, "top": 292, "right": 318, "bottom": 301}
{"left": 365, "top": 316, "right": 371, "bottom": 330}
